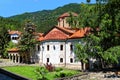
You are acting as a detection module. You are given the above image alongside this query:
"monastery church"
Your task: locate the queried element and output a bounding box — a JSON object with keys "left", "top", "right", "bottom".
{"left": 8, "top": 12, "right": 93, "bottom": 70}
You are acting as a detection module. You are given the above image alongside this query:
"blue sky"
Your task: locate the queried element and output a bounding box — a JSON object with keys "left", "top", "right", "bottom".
{"left": 0, "top": 0, "right": 95, "bottom": 17}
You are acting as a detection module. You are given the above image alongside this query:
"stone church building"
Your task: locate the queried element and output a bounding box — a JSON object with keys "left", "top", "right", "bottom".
{"left": 8, "top": 12, "right": 94, "bottom": 70}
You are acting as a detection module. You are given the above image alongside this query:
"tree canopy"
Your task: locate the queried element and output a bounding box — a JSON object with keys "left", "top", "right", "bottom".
{"left": 18, "top": 21, "right": 36, "bottom": 63}
{"left": 73, "top": 0, "right": 120, "bottom": 69}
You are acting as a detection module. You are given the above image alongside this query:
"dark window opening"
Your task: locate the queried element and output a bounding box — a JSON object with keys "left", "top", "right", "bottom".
{"left": 42, "top": 46, "right": 44, "bottom": 51}
{"left": 47, "top": 58, "right": 49, "bottom": 62}
{"left": 47, "top": 45, "right": 49, "bottom": 51}
{"left": 70, "top": 44, "right": 73, "bottom": 51}
{"left": 60, "top": 45, "right": 63, "bottom": 51}
{"left": 12, "top": 37, "right": 19, "bottom": 40}
{"left": 38, "top": 45, "right": 40, "bottom": 51}
{"left": 70, "top": 58, "right": 73, "bottom": 63}
{"left": 63, "top": 20, "right": 64, "bottom": 27}
{"left": 53, "top": 45, "right": 55, "bottom": 50}
{"left": 12, "top": 37, "right": 14, "bottom": 40}
{"left": 60, "top": 58, "right": 63, "bottom": 63}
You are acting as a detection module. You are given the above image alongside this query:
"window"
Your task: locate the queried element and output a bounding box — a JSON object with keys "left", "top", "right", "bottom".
{"left": 60, "top": 58, "right": 63, "bottom": 63}
{"left": 12, "top": 37, "right": 14, "bottom": 40}
{"left": 53, "top": 45, "right": 55, "bottom": 50}
{"left": 47, "top": 45, "right": 49, "bottom": 51}
{"left": 14, "top": 37, "right": 17, "bottom": 40}
{"left": 60, "top": 45, "right": 63, "bottom": 51}
{"left": 70, "top": 58, "right": 73, "bottom": 63}
{"left": 12, "top": 37, "right": 19, "bottom": 40}
{"left": 47, "top": 58, "right": 49, "bottom": 62}
{"left": 63, "top": 20, "right": 64, "bottom": 27}
{"left": 38, "top": 45, "right": 40, "bottom": 51}
{"left": 42, "top": 46, "right": 44, "bottom": 51}
{"left": 70, "top": 44, "right": 73, "bottom": 51}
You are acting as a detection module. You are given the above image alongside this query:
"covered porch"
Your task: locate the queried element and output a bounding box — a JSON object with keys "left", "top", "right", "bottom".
{"left": 8, "top": 48, "right": 27, "bottom": 63}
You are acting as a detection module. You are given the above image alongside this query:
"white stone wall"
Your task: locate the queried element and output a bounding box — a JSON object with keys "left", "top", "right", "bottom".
{"left": 41, "top": 41, "right": 66, "bottom": 65}
{"left": 65, "top": 39, "right": 81, "bottom": 65}
{"left": 38, "top": 39, "right": 82, "bottom": 69}
{"left": 10, "top": 34, "right": 19, "bottom": 43}
{"left": 58, "top": 17, "right": 70, "bottom": 28}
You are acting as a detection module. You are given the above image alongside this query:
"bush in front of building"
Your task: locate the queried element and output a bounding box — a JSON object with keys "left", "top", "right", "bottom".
{"left": 35, "top": 67, "right": 48, "bottom": 80}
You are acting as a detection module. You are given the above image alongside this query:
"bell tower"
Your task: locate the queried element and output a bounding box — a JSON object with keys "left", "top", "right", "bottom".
{"left": 57, "top": 12, "right": 78, "bottom": 28}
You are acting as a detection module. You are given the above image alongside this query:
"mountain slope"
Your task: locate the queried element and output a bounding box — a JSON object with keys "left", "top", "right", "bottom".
{"left": 8, "top": 3, "right": 81, "bottom": 32}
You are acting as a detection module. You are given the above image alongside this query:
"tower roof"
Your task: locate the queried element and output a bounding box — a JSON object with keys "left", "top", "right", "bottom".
{"left": 58, "top": 12, "right": 78, "bottom": 19}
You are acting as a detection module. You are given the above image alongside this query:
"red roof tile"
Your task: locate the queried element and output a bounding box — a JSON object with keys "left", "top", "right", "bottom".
{"left": 38, "top": 28, "right": 69, "bottom": 41}
{"left": 58, "top": 12, "right": 78, "bottom": 19}
{"left": 37, "top": 26, "right": 92, "bottom": 41}
{"left": 69, "top": 29, "right": 85, "bottom": 39}
{"left": 37, "top": 36, "right": 44, "bottom": 41}
{"left": 69, "top": 27, "right": 91, "bottom": 39}
{"left": 9, "top": 30, "right": 21, "bottom": 35}
{"left": 56, "top": 26, "right": 75, "bottom": 34}
{"left": 8, "top": 48, "right": 19, "bottom": 52}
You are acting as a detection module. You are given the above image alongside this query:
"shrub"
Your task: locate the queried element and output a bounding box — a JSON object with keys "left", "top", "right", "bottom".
{"left": 59, "top": 72, "right": 66, "bottom": 77}
{"left": 35, "top": 67, "right": 48, "bottom": 80}
{"left": 54, "top": 72, "right": 68, "bottom": 78}
{"left": 54, "top": 70, "right": 76, "bottom": 78}
{"left": 54, "top": 72, "right": 66, "bottom": 78}
{"left": 66, "top": 72, "right": 73, "bottom": 76}
{"left": 55, "top": 67, "right": 63, "bottom": 72}
{"left": 44, "top": 62, "right": 55, "bottom": 72}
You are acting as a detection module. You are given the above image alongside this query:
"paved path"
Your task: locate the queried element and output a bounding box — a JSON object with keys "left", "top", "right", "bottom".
{"left": 0, "top": 59, "right": 39, "bottom": 67}
{"left": 86, "top": 72, "right": 120, "bottom": 80}
{"left": 73, "top": 72, "right": 120, "bottom": 80}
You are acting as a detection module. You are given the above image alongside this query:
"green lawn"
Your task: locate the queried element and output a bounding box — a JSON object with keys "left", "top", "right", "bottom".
{"left": 2, "top": 66, "right": 80, "bottom": 80}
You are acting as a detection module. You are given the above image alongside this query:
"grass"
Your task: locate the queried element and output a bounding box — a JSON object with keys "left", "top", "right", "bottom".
{"left": 2, "top": 66, "right": 80, "bottom": 80}
{"left": 3, "top": 66, "right": 39, "bottom": 80}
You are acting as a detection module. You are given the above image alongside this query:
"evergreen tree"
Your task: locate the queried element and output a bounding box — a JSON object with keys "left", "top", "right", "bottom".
{"left": 0, "top": 27, "right": 10, "bottom": 58}
{"left": 18, "top": 20, "right": 36, "bottom": 63}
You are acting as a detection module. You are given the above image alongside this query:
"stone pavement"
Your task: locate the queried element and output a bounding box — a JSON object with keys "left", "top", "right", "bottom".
{"left": 79, "top": 72, "right": 120, "bottom": 80}
{"left": 0, "top": 59, "right": 39, "bottom": 67}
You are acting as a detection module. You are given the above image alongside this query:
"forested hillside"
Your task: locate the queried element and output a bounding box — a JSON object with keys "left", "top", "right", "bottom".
{"left": 0, "top": 17, "right": 21, "bottom": 31}
{"left": 8, "top": 3, "right": 81, "bottom": 32}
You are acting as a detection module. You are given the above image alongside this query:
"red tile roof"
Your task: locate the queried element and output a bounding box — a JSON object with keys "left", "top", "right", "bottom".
{"left": 44, "top": 28, "right": 69, "bottom": 40}
{"left": 38, "top": 36, "right": 44, "bottom": 41}
{"left": 9, "top": 30, "right": 21, "bottom": 35}
{"left": 69, "top": 27, "right": 91, "bottom": 39}
{"left": 8, "top": 48, "right": 19, "bottom": 52}
{"left": 37, "top": 27, "right": 92, "bottom": 41}
{"left": 69, "top": 29, "right": 85, "bottom": 39}
{"left": 58, "top": 12, "right": 78, "bottom": 19}
{"left": 56, "top": 26, "right": 75, "bottom": 34}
